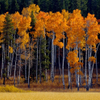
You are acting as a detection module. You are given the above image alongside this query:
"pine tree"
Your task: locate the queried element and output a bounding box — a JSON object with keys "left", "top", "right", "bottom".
{"left": 2, "top": 13, "right": 15, "bottom": 84}
{"left": 40, "top": 36, "right": 50, "bottom": 82}
{"left": 11, "top": 0, "right": 19, "bottom": 13}
{"left": 69, "top": 0, "right": 77, "bottom": 12}
{"left": 4, "top": 0, "right": 9, "bottom": 12}
{"left": 97, "top": 0, "right": 100, "bottom": 19}
{"left": 81, "top": 0, "right": 88, "bottom": 17}
{"left": 76, "top": 0, "right": 88, "bottom": 17}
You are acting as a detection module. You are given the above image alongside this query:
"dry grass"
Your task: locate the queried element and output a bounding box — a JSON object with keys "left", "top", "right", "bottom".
{"left": 0, "top": 92, "right": 100, "bottom": 100}
{"left": 0, "top": 69, "right": 100, "bottom": 92}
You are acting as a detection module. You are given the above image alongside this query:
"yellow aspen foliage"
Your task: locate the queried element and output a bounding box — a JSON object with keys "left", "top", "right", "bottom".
{"left": 29, "top": 4, "right": 40, "bottom": 14}
{"left": 67, "top": 50, "right": 79, "bottom": 65}
{"left": 0, "top": 14, "right": 5, "bottom": 33}
{"left": 21, "top": 53, "right": 30, "bottom": 60}
{"left": 77, "top": 71, "right": 83, "bottom": 75}
{"left": 62, "top": 9, "right": 71, "bottom": 21}
{"left": 46, "top": 11, "right": 68, "bottom": 48}
{"left": 67, "top": 50, "right": 83, "bottom": 74}
{"left": 22, "top": 7, "right": 31, "bottom": 17}
{"left": 58, "top": 42, "right": 64, "bottom": 48}
{"left": 70, "top": 68, "right": 75, "bottom": 74}
{"left": 18, "top": 16, "right": 31, "bottom": 36}
{"left": 22, "top": 4, "right": 40, "bottom": 18}
{"left": 9, "top": 46, "right": 13, "bottom": 53}
{"left": 66, "top": 9, "right": 85, "bottom": 50}
{"left": 85, "top": 13, "right": 100, "bottom": 46}
{"left": 11, "top": 12, "right": 23, "bottom": 30}
{"left": 32, "top": 11, "right": 50, "bottom": 38}
{"left": 88, "top": 56, "right": 96, "bottom": 63}
{"left": 53, "top": 38, "right": 59, "bottom": 45}
{"left": 0, "top": 34, "right": 4, "bottom": 43}
{"left": 21, "top": 33, "right": 29, "bottom": 44}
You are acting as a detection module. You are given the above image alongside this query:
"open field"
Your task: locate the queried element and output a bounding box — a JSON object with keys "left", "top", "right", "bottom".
{"left": 0, "top": 92, "right": 100, "bottom": 100}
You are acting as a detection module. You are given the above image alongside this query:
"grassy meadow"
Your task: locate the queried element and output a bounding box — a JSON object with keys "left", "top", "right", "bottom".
{"left": 0, "top": 92, "right": 100, "bottom": 100}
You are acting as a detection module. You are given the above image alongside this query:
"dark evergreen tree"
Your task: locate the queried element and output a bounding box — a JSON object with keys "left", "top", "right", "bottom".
{"left": 76, "top": 0, "right": 88, "bottom": 17}
{"left": 40, "top": 36, "right": 50, "bottom": 81}
{"left": 87, "top": 0, "right": 92, "bottom": 13}
{"left": 10, "top": 0, "right": 19, "bottom": 13}
{"left": 2, "top": 13, "right": 15, "bottom": 84}
{"left": 40, "top": 0, "right": 49, "bottom": 12}
{"left": 97, "top": 0, "right": 100, "bottom": 19}
{"left": 69, "top": 0, "right": 77, "bottom": 12}
{"left": 64, "top": 0, "right": 70, "bottom": 11}
{"left": 19, "top": 0, "right": 27, "bottom": 13}
{"left": 4, "top": 0, "right": 9, "bottom": 12}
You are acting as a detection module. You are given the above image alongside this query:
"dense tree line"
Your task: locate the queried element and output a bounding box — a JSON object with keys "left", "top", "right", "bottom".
{"left": 0, "top": 0, "right": 100, "bottom": 18}
{"left": 0, "top": 3, "right": 100, "bottom": 91}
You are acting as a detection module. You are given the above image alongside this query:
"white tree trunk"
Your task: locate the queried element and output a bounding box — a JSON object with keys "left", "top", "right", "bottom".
{"left": 88, "top": 43, "right": 100, "bottom": 89}
{"left": 18, "top": 51, "right": 21, "bottom": 84}
{"left": 1, "top": 44, "right": 4, "bottom": 79}
{"left": 88, "top": 46, "right": 92, "bottom": 88}
{"left": 39, "top": 37, "right": 42, "bottom": 83}
{"left": 28, "top": 45, "right": 31, "bottom": 88}
{"left": 25, "top": 45, "right": 27, "bottom": 82}
{"left": 68, "top": 60, "right": 71, "bottom": 89}
{"left": 85, "top": 42, "right": 88, "bottom": 90}
{"left": 54, "top": 45, "right": 56, "bottom": 76}
{"left": 96, "top": 56, "right": 98, "bottom": 83}
{"left": 58, "top": 47, "right": 61, "bottom": 82}
{"left": 36, "top": 38, "right": 38, "bottom": 83}
{"left": 51, "top": 33, "right": 55, "bottom": 82}
{"left": 7, "top": 45, "right": 9, "bottom": 79}
{"left": 14, "top": 49, "right": 17, "bottom": 86}
{"left": 62, "top": 32, "right": 65, "bottom": 89}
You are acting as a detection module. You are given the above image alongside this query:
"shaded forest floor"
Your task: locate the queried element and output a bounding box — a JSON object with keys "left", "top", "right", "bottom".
{"left": 0, "top": 69, "right": 100, "bottom": 92}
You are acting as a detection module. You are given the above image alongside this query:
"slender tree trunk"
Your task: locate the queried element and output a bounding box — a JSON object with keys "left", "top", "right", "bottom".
{"left": 36, "top": 38, "right": 38, "bottom": 83}
{"left": 96, "top": 56, "right": 98, "bottom": 83}
{"left": 45, "top": 69, "right": 48, "bottom": 82}
{"left": 81, "top": 55, "right": 84, "bottom": 84}
{"left": 9, "top": 52, "right": 11, "bottom": 77}
{"left": 58, "top": 47, "right": 61, "bottom": 83}
{"left": 25, "top": 45, "right": 27, "bottom": 82}
{"left": 79, "top": 48, "right": 82, "bottom": 86}
{"left": 88, "top": 46, "right": 92, "bottom": 88}
{"left": 7, "top": 45, "right": 9, "bottom": 79}
{"left": 51, "top": 33, "right": 55, "bottom": 82}
{"left": 74, "top": 47, "right": 78, "bottom": 87}
{"left": 67, "top": 48, "right": 72, "bottom": 89}
{"left": 14, "top": 49, "right": 17, "bottom": 86}
{"left": 28, "top": 45, "right": 31, "bottom": 88}
{"left": 77, "top": 47, "right": 80, "bottom": 91}
{"left": 62, "top": 32, "right": 65, "bottom": 89}
{"left": 18, "top": 52, "right": 21, "bottom": 84}
{"left": 85, "top": 42, "right": 88, "bottom": 90}
{"left": 47, "top": 37, "right": 50, "bottom": 80}
{"left": 1, "top": 44, "right": 4, "bottom": 79}
{"left": 88, "top": 43, "right": 100, "bottom": 90}
{"left": 54, "top": 45, "right": 56, "bottom": 76}
{"left": 39, "top": 37, "right": 42, "bottom": 83}
{"left": 10, "top": 40, "right": 14, "bottom": 76}
{"left": 10, "top": 51, "right": 14, "bottom": 76}
{"left": 3, "top": 44, "right": 6, "bottom": 85}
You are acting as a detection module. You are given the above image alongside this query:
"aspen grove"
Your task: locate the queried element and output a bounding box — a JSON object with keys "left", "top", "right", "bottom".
{"left": 0, "top": 4, "right": 100, "bottom": 91}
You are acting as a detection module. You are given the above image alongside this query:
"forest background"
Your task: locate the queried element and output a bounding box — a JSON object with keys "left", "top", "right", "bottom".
{"left": 0, "top": 0, "right": 100, "bottom": 92}
{"left": 0, "top": 0, "right": 100, "bottom": 18}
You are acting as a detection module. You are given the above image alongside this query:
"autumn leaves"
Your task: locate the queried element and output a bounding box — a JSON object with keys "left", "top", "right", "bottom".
{"left": 0, "top": 3, "right": 100, "bottom": 89}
